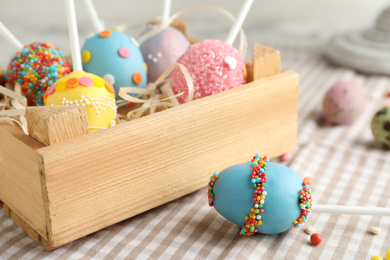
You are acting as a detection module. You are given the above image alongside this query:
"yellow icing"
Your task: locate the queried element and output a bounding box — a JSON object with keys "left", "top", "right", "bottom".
{"left": 44, "top": 71, "right": 117, "bottom": 133}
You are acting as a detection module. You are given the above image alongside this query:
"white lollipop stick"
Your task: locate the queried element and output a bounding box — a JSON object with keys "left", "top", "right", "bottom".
{"left": 82, "top": 0, "right": 104, "bottom": 33}
{"left": 226, "top": 0, "right": 254, "bottom": 46}
{"left": 0, "top": 21, "right": 23, "bottom": 51}
{"left": 312, "top": 204, "right": 390, "bottom": 216}
{"left": 162, "top": 0, "right": 172, "bottom": 22}
{"left": 65, "top": 0, "right": 83, "bottom": 71}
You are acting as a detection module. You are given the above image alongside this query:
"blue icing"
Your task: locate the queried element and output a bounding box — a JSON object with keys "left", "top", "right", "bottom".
{"left": 213, "top": 162, "right": 303, "bottom": 234}
{"left": 81, "top": 30, "right": 147, "bottom": 100}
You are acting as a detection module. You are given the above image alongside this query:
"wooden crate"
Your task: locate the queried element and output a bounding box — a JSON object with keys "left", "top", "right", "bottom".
{"left": 0, "top": 44, "right": 299, "bottom": 250}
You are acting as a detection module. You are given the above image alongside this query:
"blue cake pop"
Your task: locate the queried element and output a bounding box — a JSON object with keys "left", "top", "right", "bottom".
{"left": 81, "top": 29, "right": 147, "bottom": 100}
{"left": 208, "top": 154, "right": 312, "bottom": 236}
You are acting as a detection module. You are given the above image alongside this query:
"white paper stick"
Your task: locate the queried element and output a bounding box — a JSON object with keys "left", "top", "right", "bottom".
{"left": 225, "top": 0, "right": 253, "bottom": 46}
{"left": 82, "top": 0, "right": 104, "bottom": 33}
{"left": 312, "top": 204, "right": 390, "bottom": 216}
{"left": 0, "top": 21, "right": 23, "bottom": 51}
{"left": 65, "top": 0, "right": 83, "bottom": 71}
{"left": 162, "top": 0, "right": 172, "bottom": 22}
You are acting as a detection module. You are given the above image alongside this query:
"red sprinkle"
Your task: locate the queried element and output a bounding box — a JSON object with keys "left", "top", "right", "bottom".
{"left": 310, "top": 233, "right": 322, "bottom": 245}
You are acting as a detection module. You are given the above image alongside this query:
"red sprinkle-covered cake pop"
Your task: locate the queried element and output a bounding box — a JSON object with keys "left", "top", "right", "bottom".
{"left": 170, "top": 39, "right": 246, "bottom": 104}
{"left": 6, "top": 42, "right": 72, "bottom": 106}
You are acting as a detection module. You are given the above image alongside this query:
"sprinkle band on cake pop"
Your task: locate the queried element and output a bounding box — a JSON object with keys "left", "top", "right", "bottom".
{"left": 209, "top": 154, "right": 312, "bottom": 236}
{"left": 293, "top": 182, "right": 312, "bottom": 228}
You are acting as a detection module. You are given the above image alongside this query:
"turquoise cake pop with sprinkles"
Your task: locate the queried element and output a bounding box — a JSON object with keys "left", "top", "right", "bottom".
{"left": 80, "top": 0, "right": 147, "bottom": 101}
{"left": 208, "top": 153, "right": 390, "bottom": 236}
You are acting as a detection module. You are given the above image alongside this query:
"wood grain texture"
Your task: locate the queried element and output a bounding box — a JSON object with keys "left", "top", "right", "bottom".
{"left": 36, "top": 70, "right": 299, "bottom": 247}
{"left": 26, "top": 106, "right": 89, "bottom": 146}
{"left": 0, "top": 123, "right": 47, "bottom": 239}
{"left": 253, "top": 44, "right": 281, "bottom": 80}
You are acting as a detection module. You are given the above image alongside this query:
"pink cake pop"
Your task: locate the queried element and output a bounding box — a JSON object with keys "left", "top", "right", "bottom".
{"left": 0, "top": 22, "right": 71, "bottom": 106}
{"left": 170, "top": 0, "right": 253, "bottom": 104}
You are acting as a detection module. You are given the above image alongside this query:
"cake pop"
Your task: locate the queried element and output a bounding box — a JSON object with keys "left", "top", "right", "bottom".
{"left": 44, "top": 0, "right": 116, "bottom": 132}
{"left": 322, "top": 80, "right": 368, "bottom": 125}
{"left": 0, "top": 22, "right": 71, "bottom": 106}
{"left": 170, "top": 0, "right": 253, "bottom": 104}
{"left": 371, "top": 106, "right": 390, "bottom": 147}
{"left": 80, "top": 0, "right": 147, "bottom": 100}
{"left": 208, "top": 154, "right": 390, "bottom": 236}
{"left": 139, "top": 0, "right": 190, "bottom": 83}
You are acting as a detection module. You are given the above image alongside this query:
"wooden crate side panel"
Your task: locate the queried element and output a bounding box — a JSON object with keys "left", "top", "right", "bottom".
{"left": 0, "top": 124, "right": 47, "bottom": 239}
{"left": 38, "top": 71, "right": 299, "bottom": 247}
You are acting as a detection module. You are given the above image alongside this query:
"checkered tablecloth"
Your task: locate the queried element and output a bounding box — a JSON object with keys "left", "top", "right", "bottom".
{"left": 1, "top": 43, "right": 389, "bottom": 260}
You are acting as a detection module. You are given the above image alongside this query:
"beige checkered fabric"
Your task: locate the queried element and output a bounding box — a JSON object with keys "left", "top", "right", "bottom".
{"left": 1, "top": 43, "right": 389, "bottom": 259}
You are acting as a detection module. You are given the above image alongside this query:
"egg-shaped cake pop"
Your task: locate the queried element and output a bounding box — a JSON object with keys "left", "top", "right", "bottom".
{"left": 44, "top": 71, "right": 117, "bottom": 132}
{"left": 6, "top": 42, "right": 72, "bottom": 106}
{"left": 171, "top": 39, "right": 247, "bottom": 104}
{"left": 208, "top": 154, "right": 312, "bottom": 236}
{"left": 139, "top": 26, "right": 190, "bottom": 83}
{"left": 322, "top": 80, "right": 368, "bottom": 125}
{"left": 371, "top": 106, "right": 390, "bottom": 147}
{"left": 81, "top": 29, "right": 147, "bottom": 100}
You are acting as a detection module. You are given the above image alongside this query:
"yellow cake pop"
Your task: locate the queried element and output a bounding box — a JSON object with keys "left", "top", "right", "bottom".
{"left": 44, "top": 70, "right": 116, "bottom": 132}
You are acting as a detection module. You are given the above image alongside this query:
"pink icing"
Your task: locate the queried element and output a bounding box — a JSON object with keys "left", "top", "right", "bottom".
{"left": 118, "top": 47, "right": 131, "bottom": 58}
{"left": 79, "top": 76, "right": 93, "bottom": 86}
{"left": 47, "top": 83, "right": 56, "bottom": 95}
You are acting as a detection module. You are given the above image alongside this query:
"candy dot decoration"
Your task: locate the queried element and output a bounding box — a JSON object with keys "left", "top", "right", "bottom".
{"left": 322, "top": 80, "right": 368, "bottom": 125}
{"left": 44, "top": 71, "right": 116, "bottom": 132}
{"left": 371, "top": 106, "right": 390, "bottom": 148}
{"left": 209, "top": 154, "right": 312, "bottom": 235}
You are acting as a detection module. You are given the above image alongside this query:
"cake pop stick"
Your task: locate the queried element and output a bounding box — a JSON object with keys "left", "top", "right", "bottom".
{"left": 81, "top": 0, "right": 104, "bottom": 33}
{"left": 312, "top": 204, "right": 390, "bottom": 216}
{"left": 80, "top": 0, "right": 147, "bottom": 100}
{"left": 65, "top": 0, "right": 83, "bottom": 71}
{"left": 0, "top": 21, "right": 23, "bottom": 51}
{"left": 226, "top": 0, "right": 254, "bottom": 46}
{"left": 162, "top": 0, "right": 172, "bottom": 22}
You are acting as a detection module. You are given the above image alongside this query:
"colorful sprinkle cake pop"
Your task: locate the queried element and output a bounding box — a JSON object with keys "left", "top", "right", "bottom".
{"left": 322, "top": 80, "right": 368, "bottom": 125}
{"left": 171, "top": 39, "right": 246, "bottom": 104}
{"left": 81, "top": 29, "right": 147, "bottom": 100}
{"left": 371, "top": 106, "right": 390, "bottom": 147}
{"left": 140, "top": 25, "right": 190, "bottom": 83}
{"left": 6, "top": 42, "right": 72, "bottom": 106}
{"left": 208, "top": 154, "right": 312, "bottom": 235}
{"left": 44, "top": 71, "right": 116, "bottom": 132}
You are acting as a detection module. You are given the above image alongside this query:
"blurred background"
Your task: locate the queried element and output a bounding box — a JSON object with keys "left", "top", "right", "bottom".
{"left": 0, "top": 0, "right": 389, "bottom": 65}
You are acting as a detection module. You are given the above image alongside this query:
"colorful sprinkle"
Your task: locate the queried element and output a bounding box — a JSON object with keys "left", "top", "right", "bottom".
{"left": 82, "top": 50, "right": 92, "bottom": 63}
{"left": 79, "top": 76, "right": 93, "bottom": 87}
{"left": 99, "top": 30, "right": 112, "bottom": 38}
{"left": 239, "top": 154, "right": 269, "bottom": 236}
{"left": 207, "top": 172, "right": 219, "bottom": 206}
{"left": 5, "top": 42, "right": 71, "bottom": 105}
{"left": 293, "top": 181, "right": 312, "bottom": 229}
{"left": 310, "top": 233, "right": 322, "bottom": 245}
{"left": 132, "top": 72, "right": 143, "bottom": 85}
{"left": 118, "top": 47, "right": 130, "bottom": 58}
